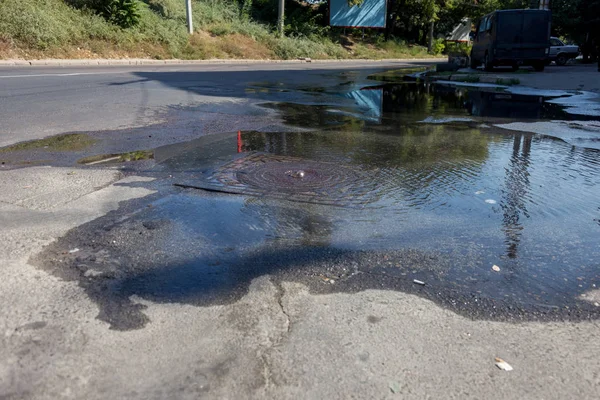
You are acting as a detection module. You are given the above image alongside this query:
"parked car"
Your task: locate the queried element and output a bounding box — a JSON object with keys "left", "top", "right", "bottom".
{"left": 470, "top": 9, "right": 551, "bottom": 72}
{"left": 548, "top": 37, "right": 580, "bottom": 65}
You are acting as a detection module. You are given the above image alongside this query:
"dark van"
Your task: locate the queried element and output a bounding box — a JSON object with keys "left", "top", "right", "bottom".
{"left": 470, "top": 9, "right": 551, "bottom": 72}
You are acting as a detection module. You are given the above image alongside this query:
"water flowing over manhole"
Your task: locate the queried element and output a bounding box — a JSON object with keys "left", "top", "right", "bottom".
{"left": 175, "top": 153, "right": 379, "bottom": 207}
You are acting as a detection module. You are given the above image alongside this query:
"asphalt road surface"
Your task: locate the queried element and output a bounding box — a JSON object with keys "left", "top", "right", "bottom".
{"left": 1, "top": 61, "right": 599, "bottom": 400}
{"left": 0, "top": 60, "right": 434, "bottom": 147}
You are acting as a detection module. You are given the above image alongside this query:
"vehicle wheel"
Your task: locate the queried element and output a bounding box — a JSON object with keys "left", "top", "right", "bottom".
{"left": 556, "top": 54, "right": 568, "bottom": 66}
{"left": 483, "top": 53, "right": 494, "bottom": 71}
{"left": 533, "top": 62, "right": 545, "bottom": 72}
{"left": 470, "top": 52, "right": 478, "bottom": 69}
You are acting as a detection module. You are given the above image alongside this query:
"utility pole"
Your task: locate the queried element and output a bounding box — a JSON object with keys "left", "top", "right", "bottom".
{"left": 185, "top": 0, "right": 193, "bottom": 34}
{"left": 278, "top": 0, "right": 285, "bottom": 37}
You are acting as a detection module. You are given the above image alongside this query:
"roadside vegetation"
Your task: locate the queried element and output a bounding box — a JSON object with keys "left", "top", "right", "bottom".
{"left": 0, "top": 0, "right": 432, "bottom": 60}
{"left": 0, "top": 0, "right": 597, "bottom": 61}
{"left": 495, "top": 78, "right": 520, "bottom": 85}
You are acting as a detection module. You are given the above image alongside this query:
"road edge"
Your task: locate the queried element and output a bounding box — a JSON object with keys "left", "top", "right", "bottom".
{"left": 0, "top": 57, "right": 445, "bottom": 67}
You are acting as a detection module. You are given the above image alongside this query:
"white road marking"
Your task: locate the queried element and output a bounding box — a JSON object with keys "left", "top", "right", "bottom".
{"left": 0, "top": 72, "right": 126, "bottom": 79}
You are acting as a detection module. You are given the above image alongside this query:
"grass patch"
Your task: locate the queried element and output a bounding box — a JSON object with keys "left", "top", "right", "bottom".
{"left": 0, "top": 0, "right": 432, "bottom": 60}
{"left": 463, "top": 75, "right": 481, "bottom": 83}
{"left": 78, "top": 150, "right": 154, "bottom": 164}
{"left": 120, "top": 150, "right": 154, "bottom": 161}
{"left": 440, "top": 74, "right": 481, "bottom": 83}
{"left": 351, "top": 38, "right": 430, "bottom": 59}
{"left": 496, "top": 78, "right": 520, "bottom": 85}
{"left": 0, "top": 134, "right": 96, "bottom": 152}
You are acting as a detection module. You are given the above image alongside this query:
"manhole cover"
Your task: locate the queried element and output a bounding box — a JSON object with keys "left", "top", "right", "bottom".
{"left": 176, "top": 153, "right": 379, "bottom": 207}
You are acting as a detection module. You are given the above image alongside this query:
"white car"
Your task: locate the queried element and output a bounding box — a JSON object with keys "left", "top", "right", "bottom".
{"left": 548, "top": 37, "right": 580, "bottom": 65}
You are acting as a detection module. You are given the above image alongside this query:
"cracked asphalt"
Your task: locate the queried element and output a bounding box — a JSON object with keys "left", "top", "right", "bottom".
{"left": 1, "top": 61, "right": 600, "bottom": 399}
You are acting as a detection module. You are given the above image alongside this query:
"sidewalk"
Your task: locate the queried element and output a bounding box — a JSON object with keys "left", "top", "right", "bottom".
{"left": 515, "top": 64, "right": 600, "bottom": 92}
{"left": 447, "top": 64, "right": 600, "bottom": 92}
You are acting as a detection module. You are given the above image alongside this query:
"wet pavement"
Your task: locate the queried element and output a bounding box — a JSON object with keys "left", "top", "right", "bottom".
{"left": 5, "top": 68, "right": 599, "bottom": 329}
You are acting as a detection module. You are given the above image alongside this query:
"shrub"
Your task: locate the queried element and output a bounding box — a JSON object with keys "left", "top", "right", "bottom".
{"left": 431, "top": 38, "right": 445, "bottom": 55}
{"left": 240, "top": 0, "right": 253, "bottom": 21}
{"left": 102, "top": 0, "right": 141, "bottom": 28}
{"left": 68, "top": 0, "right": 141, "bottom": 28}
{"left": 445, "top": 41, "right": 472, "bottom": 56}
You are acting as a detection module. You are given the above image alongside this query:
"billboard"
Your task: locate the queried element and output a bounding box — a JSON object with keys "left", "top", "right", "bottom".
{"left": 329, "top": 0, "right": 388, "bottom": 28}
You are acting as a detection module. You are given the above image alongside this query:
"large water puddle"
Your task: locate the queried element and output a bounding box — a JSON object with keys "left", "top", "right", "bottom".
{"left": 158, "top": 122, "right": 600, "bottom": 295}
{"left": 32, "top": 79, "right": 600, "bottom": 329}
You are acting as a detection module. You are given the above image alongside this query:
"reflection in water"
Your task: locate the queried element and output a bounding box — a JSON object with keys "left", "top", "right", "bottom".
{"left": 501, "top": 134, "right": 532, "bottom": 258}
{"left": 343, "top": 87, "right": 383, "bottom": 122}
{"left": 299, "top": 213, "right": 333, "bottom": 246}
{"left": 345, "top": 82, "right": 576, "bottom": 122}
{"left": 468, "top": 92, "right": 545, "bottom": 119}
{"left": 260, "top": 102, "right": 366, "bottom": 131}
{"left": 262, "top": 83, "right": 580, "bottom": 140}
{"left": 381, "top": 83, "right": 466, "bottom": 118}
{"left": 238, "top": 127, "right": 491, "bottom": 210}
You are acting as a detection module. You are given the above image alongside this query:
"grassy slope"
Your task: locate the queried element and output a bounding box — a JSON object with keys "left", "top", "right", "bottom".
{"left": 0, "top": 0, "right": 431, "bottom": 60}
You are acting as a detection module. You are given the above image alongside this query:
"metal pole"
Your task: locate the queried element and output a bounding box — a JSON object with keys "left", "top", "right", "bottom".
{"left": 185, "top": 0, "right": 193, "bottom": 34}
{"left": 278, "top": 0, "right": 285, "bottom": 37}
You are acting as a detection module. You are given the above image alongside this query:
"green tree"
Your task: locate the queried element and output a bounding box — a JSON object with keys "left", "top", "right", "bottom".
{"left": 548, "top": 0, "right": 600, "bottom": 61}
{"left": 386, "top": 0, "right": 449, "bottom": 45}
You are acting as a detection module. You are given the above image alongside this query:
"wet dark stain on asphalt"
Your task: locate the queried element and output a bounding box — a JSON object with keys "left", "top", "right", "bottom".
{"left": 23, "top": 71, "right": 600, "bottom": 330}
{"left": 32, "top": 204, "right": 600, "bottom": 331}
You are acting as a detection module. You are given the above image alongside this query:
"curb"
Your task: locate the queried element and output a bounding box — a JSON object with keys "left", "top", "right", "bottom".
{"left": 0, "top": 58, "right": 445, "bottom": 67}
{"left": 429, "top": 74, "right": 517, "bottom": 84}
